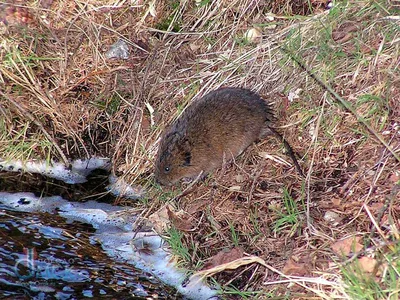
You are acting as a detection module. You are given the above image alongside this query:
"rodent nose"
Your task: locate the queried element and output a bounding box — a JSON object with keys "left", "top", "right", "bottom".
{"left": 154, "top": 177, "right": 162, "bottom": 185}
{"left": 154, "top": 176, "right": 170, "bottom": 187}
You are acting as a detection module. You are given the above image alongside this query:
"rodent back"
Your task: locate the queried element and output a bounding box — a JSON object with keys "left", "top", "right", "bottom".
{"left": 181, "top": 88, "right": 274, "bottom": 144}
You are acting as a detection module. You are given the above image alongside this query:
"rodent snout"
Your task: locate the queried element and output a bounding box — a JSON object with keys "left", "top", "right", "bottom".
{"left": 154, "top": 167, "right": 174, "bottom": 186}
{"left": 155, "top": 176, "right": 172, "bottom": 186}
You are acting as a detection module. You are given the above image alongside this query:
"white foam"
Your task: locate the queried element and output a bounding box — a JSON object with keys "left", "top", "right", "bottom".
{"left": 0, "top": 192, "right": 66, "bottom": 213}
{"left": 107, "top": 175, "right": 145, "bottom": 199}
{"left": 0, "top": 158, "right": 144, "bottom": 200}
{"left": 0, "top": 158, "right": 110, "bottom": 184}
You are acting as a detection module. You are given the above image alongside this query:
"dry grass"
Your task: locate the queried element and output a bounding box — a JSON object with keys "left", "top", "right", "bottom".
{"left": 1, "top": 0, "right": 399, "bottom": 298}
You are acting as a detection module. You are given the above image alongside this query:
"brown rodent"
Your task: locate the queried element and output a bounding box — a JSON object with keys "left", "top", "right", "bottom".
{"left": 154, "top": 87, "right": 303, "bottom": 186}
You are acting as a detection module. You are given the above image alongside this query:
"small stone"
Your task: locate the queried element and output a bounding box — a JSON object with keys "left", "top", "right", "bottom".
{"left": 105, "top": 39, "right": 130, "bottom": 60}
{"left": 235, "top": 174, "right": 244, "bottom": 183}
{"left": 244, "top": 28, "right": 262, "bottom": 43}
{"left": 229, "top": 185, "right": 241, "bottom": 191}
{"left": 265, "top": 14, "right": 275, "bottom": 21}
{"left": 324, "top": 210, "right": 341, "bottom": 226}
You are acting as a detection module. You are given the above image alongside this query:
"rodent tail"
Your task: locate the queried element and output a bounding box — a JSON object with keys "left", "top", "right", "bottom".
{"left": 268, "top": 126, "right": 305, "bottom": 177}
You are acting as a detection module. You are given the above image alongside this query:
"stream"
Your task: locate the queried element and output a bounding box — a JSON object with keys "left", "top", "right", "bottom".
{"left": 0, "top": 169, "right": 182, "bottom": 299}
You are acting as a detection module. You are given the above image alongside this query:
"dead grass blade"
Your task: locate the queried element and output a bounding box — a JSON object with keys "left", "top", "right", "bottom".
{"left": 0, "top": 91, "right": 69, "bottom": 166}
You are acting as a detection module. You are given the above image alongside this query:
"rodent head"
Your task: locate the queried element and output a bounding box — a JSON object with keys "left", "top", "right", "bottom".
{"left": 154, "top": 130, "right": 194, "bottom": 186}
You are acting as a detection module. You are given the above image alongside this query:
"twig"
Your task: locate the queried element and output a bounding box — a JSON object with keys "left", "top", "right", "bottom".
{"left": 305, "top": 93, "right": 326, "bottom": 228}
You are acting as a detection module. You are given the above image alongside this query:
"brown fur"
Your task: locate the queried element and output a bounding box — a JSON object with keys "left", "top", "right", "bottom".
{"left": 154, "top": 87, "right": 278, "bottom": 186}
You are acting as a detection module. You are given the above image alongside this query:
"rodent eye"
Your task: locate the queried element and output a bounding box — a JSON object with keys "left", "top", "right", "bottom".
{"left": 164, "top": 166, "right": 170, "bottom": 173}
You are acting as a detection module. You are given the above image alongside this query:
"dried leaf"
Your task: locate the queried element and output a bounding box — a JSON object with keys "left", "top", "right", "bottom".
{"left": 144, "top": 102, "right": 155, "bottom": 127}
{"left": 331, "top": 198, "right": 341, "bottom": 206}
{"left": 357, "top": 256, "right": 377, "bottom": 273}
{"left": 1, "top": 5, "right": 35, "bottom": 26}
{"left": 229, "top": 185, "right": 241, "bottom": 191}
{"left": 149, "top": 1, "right": 157, "bottom": 17}
{"left": 287, "top": 88, "right": 302, "bottom": 102}
{"left": 185, "top": 199, "right": 210, "bottom": 215}
{"left": 332, "top": 22, "right": 358, "bottom": 45}
{"left": 189, "top": 42, "right": 201, "bottom": 52}
{"left": 369, "top": 202, "right": 384, "bottom": 212}
{"left": 265, "top": 14, "right": 274, "bottom": 21}
{"left": 389, "top": 172, "right": 400, "bottom": 183}
{"left": 282, "top": 258, "right": 309, "bottom": 276}
{"left": 167, "top": 206, "right": 194, "bottom": 232}
{"left": 333, "top": 33, "right": 353, "bottom": 43}
{"left": 40, "top": 0, "right": 54, "bottom": 9}
{"left": 148, "top": 204, "right": 172, "bottom": 233}
{"left": 141, "top": 115, "right": 151, "bottom": 133}
{"left": 203, "top": 247, "right": 244, "bottom": 270}
{"left": 194, "top": 255, "right": 266, "bottom": 280}
{"left": 331, "top": 236, "right": 363, "bottom": 256}
{"left": 235, "top": 174, "right": 245, "bottom": 183}
{"left": 324, "top": 210, "right": 342, "bottom": 226}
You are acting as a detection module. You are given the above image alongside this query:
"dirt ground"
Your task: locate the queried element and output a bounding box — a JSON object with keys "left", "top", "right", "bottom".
{"left": 1, "top": 0, "right": 399, "bottom": 298}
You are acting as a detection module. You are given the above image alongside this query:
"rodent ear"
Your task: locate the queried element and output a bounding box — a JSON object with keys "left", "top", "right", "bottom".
{"left": 182, "top": 139, "right": 191, "bottom": 152}
{"left": 183, "top": 151, "right": 191, "bottom": 166}
{"left": 179, "top": 139, "right": 191, "bottom": 166}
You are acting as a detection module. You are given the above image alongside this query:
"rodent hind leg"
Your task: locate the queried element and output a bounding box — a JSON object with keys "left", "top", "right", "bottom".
{"left": 258, "top": 124, "right": 275, "bottom": 139}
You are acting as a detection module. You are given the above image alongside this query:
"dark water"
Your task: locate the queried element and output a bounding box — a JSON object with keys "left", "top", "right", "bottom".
{"left": 0, "top": 171, "right": 179, "bottom": 299}
{"left": 0, "top": 209, "right": 178, "bottom": 299}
